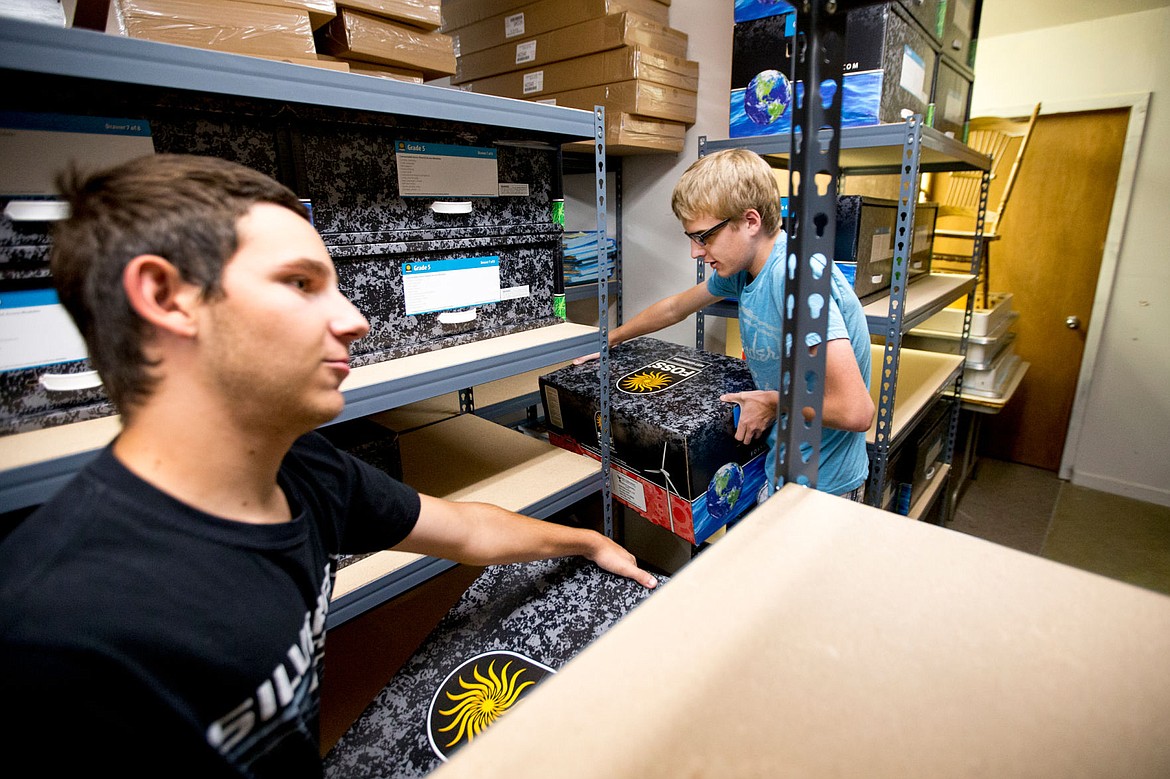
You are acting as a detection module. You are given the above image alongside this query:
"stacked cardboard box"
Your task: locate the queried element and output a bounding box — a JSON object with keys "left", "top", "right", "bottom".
{"left": 316, "top": 1, "right": 456, "bottom": 80}
{"left": 102, "top": 0, "right": 325, "bottom": 61}
{"left": 443, "top": 0, "right": 693, "bottom": 155}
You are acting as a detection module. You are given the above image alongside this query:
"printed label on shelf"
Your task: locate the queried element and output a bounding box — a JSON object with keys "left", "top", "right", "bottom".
{"left": 0, "top": 288, "right": 89, "bottom": 371}
{"left": 505, "top": 12, "right": 525, "bottom": 38}
{"left": 515, "top": 41, "right": 536, "bottom": 64}
{"left": 402, "top": 256, "right": 501, "bottom": 316}
{"left": 394, "top": 140, "right": 498, "bottom": 198}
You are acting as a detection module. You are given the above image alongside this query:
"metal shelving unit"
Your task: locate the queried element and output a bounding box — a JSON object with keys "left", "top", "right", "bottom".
{"left": 699, "top": 116, "right": 990, "bottom": 519}
{"left": 0, "top": 19, "right": 614, "bottom": 609}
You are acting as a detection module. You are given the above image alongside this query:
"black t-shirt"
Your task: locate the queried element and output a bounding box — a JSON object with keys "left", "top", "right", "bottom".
{"left": 0, "top": 432, "right": 420, "bottom": 777}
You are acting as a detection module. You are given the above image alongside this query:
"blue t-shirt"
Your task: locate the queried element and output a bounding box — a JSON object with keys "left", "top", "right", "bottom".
{"left": 707, "top": 233, "right": 871, "bottom": 495}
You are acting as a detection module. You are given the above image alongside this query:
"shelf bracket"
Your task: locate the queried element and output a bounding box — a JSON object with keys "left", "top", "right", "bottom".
{"left": 593, "top": 105, "right": 613, "bottom": 539}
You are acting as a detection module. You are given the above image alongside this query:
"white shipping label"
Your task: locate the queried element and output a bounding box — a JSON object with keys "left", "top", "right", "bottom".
{"left": 0, "top": 289, "right": 89, "bottom": 371}
{"left": 402, "top": 256, "right": 501, "bottom": 316}
{"left": 871, "top": 229, "right": 893, "bottom": 261}
{"left": 515, "top": 40, "right": 536, "bottom": 64}
{"left": 522, "top": 70, "right": 544, "bottom": 94}
{"left": 611, "top": 469, "right": 647, "bottom": 513}
{"left": 394, "top": 140, "right": 498, "bottom": 198}
{"left": 544, "top": 386, "right": 563, "bottom": 428}
{"left": 900, "top": 45, "right": 928, "bottom": 103}
{"left": 505, "top": 12, "right": 525, "bottom": 38}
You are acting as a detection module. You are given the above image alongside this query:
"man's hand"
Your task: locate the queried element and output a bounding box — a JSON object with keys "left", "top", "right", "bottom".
{"left": 572, "top": 351, "right": 600, "bottom": 365}
{"left": 584, "top": 532, "right": 658, "bottom": 589}
{"left": 720, "top": 389, "right": 779, "bottom": 444}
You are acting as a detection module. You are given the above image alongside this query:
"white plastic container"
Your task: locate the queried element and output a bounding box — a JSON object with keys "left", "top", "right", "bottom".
{"left": 904, "top": 311, "right": 1018, "bottom": 369}
{"left": 918, "top": 292, "right": 1014, "bottom": 337}
{"left": 963, "top": 344, "right": 1020, "bottom": 397}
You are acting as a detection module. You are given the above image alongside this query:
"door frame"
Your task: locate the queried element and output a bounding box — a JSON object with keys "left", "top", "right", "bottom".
{"left": 973, "top": 92, "right": 1150, "bottom": 481}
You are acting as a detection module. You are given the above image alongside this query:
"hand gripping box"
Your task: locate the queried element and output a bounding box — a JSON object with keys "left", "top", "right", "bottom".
{"left": 540, "top": 337, "right": 769, "bottom": 545}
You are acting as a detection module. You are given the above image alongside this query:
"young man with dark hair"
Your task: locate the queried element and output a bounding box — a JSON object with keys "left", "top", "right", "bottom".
{"left": 0, "top": 154, "right": 655, "bottom": 777}
{"left": 580, "top": 148, "right": 874, "bottom": 499}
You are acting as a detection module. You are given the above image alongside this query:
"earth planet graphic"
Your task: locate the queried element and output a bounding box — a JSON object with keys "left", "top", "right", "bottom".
{"left": 706, "top": 462, "right": 745, "bottom": 522}
{"left": 745, "top": 69, "right": 793, "bottom": 126}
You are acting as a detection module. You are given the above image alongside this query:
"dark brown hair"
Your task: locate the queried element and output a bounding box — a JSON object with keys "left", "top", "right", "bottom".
{"left": 51, "top": 153, "right": 307, "bottom": 416}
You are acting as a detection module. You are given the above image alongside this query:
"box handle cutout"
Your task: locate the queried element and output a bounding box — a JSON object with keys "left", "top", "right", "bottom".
{"left": 40, "top": 370, "right": 103, "bottom": 392}
{"left": 438, "top": 309, "right": 477, "bottom": 325}
{"left": 431, "top": 201, "right": 473, "bottom": 214}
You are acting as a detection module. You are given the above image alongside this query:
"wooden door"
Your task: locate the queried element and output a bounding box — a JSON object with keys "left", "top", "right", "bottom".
{"left": 978, "top": 108, "right": 1129, "bottom": 470}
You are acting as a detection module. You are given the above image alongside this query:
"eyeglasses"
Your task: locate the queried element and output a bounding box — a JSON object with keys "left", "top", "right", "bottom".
{"left": 684, "top": 218, "right": 731, "bottom": 247}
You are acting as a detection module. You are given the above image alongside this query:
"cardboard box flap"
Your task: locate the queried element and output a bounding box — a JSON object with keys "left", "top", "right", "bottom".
{"left": 433, "top": 485, "right": 1170, "bottom": 778}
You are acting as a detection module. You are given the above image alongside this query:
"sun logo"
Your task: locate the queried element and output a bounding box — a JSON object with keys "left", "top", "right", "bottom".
{"left": 616, "top": 357, "right": 707, "bottom": 395}
{"left": 620, "top": 370, "right": 673, "bottom": 393}
{"left": 427, "top": 651, "right": 554, "bottom": 761}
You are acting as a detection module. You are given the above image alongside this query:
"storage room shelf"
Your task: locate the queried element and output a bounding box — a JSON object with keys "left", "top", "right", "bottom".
{"left": 327, "top": 413, "right": 601, "bottom": 627}
{"left": 0, "top": 324, "right": 600, "bottom": 513}
{"left": 565, "top": 281, "right": 618, "bottom": 302}
{"left": 907, "top": 463, "right": 951, "bottom": 521}
{"left": 703, "top": 123, "right": 992, "bottom": 174}
{"left": 0, "top": 19, "right": 593, "bottom": 142}
{"left": 332, "top": 322, "right": 599, "bottom": 423}
{"left": 864, "top": 273, "right": 978, "bottom": 333}
{"left": 865, "top": 347, "right": 964, "bottom": 448}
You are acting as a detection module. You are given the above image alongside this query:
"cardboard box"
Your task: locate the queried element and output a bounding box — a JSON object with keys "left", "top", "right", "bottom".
{"left": 534, "top": 79, "right": 697, "bottom": 125}
{"left": 730, "top": 2, "right": 937, "bottom": 138}
{"left": 244, "top": 0, "right": 337, "bottom": 29}
{"left": 447, "top": 0, "right": 671, "bottom": 58}
{"left": 835, "top": 195, "right": 897, "bottom": 302}
{"left": 540, "top": 337, "right": 768, "bottom": 545}
{"left": 430, "top": 484, "right": 1170, "bottom": 778}
{"left": 460, "top": 45, "right": 698, "bottom": 100}
{"left": 940, "top": 0, "right": 980, "bottom": 69}
{"left": 255, "top": 53, "right": 351, "bottom": 70}
{"left": 106, "top": 0, "right": 317, "bottom": 59}
{"left": 439, "top": 0, "right": 533, "bottom": 31}
{"left": 335, "top": 0, "right": 440, "bottom": 31}
{"left": 316, "top": 7, "right": 455, "bottom": 78}
{"left": 932, "top": 54, "right": 974, "bottom": 138}
{"left": 562, "top": 111, "right": 685, "bottom": 155}
{"left": 452, "top": 11, "right": 687, "bottom": 84}
{"left": 898, "top": 0, "right": 943, "bottom": 42}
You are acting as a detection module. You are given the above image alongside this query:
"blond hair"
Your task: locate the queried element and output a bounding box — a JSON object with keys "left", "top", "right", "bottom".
{"left": 671, "top": 148, "right": 782, "bottom": 234}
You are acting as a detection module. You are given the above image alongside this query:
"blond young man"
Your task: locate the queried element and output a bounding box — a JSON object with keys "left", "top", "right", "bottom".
{"left": 0, "top": 154, "right": 655, "bottom": 777}
{"left": 581, "top": 149, "right": 874, "bottom": 498}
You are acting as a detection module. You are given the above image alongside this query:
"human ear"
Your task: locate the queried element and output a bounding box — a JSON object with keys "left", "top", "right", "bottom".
{"left": 741, "top": 208, "right": 763, "bottom": 232}
{"left": 122, "top": 255, "right": 201, "bottom": 338}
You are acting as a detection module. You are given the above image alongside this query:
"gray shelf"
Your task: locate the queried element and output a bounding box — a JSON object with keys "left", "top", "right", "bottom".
{"left": 0, "top": 18, "right": 593, "bottom": 142}
{"left": 703, "top": 124, "right": 991, "bottom": 174}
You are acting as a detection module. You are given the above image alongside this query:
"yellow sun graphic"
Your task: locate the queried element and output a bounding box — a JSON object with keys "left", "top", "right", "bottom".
{"left": 437, "top": 660, "right": 534, "bottom": 747}
{"left": 620, "top": 371, "right": 673, "bottom": 393}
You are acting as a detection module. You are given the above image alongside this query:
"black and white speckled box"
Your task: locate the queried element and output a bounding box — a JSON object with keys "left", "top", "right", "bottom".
{"left": 539, "top": 337, "right": 768, "bottom": 545}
